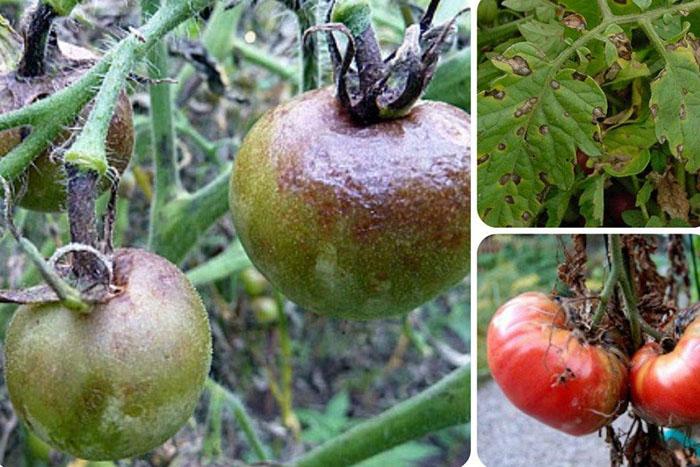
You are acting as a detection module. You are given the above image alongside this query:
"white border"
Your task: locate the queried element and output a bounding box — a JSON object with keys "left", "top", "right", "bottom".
{"left": 467, "top": 1, "right": 699, "bottom": 465}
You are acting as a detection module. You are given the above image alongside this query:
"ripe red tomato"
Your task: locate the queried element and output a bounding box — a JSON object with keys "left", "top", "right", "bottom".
{"left": 487, "top": 292, "right": 628, "bottom": 436}
{"left": 630, "top": 315, "right": 700, "bottom": 426}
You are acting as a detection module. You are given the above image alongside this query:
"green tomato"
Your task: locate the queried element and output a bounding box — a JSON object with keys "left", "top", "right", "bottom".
{"left": 229, "top": 87, "right": 470, "bottom": 320}
{"left": 251, "top": 296, "right": 280, "bottom": 325}
{"left": 4, "top": 249, "right": 212, "bottom": 461}
{"left": 240, "top": 267, "right": 270, "bottom": 297}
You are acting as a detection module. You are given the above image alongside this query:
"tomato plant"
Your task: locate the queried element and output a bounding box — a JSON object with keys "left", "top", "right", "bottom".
{"left": 477, "top": 0, "right": 700, "bottom": 227}
{"left": 487, "top": 291, "right": 628, "bottom": 436}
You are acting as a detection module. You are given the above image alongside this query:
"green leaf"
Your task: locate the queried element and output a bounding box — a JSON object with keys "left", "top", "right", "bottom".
{"left": 646, "top": 215, "right": 665, "bottom": 227}
{"left": 622, "top": 209, "right": 646, "bottom": 227}
{"left": 518, "top": 20, "right": 567, "bottom": 58}
{"left": 637, "top": 180, "right": 654, "bottom": 207}
{"left": 478, "top": 42, "right": 607, "bottom": 226}
{"left": 579, "top": 175, "right": 605, "bottom": 226}
{"left": 633, "top": 0, "right": 652, "bottom": 10}
{"left": 654, "top": 13, "right": 690, "bottom": 42}
{"left": 598, "top": 122, "right": 656, "bottom": 176}
{"left": 544, "top": 187, "right": 573, "bottom": 227}
{"left": 424, "top": 48, "right": 470, "bottom": 112}
{"left": 649, "top": 44, "right": 700, "bottom": 171}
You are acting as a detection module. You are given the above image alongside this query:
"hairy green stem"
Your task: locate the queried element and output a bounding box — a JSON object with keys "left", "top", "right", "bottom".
{"left": 292, "top": 365, "right": 469, "bottom": 467}
{"left": 205, "top": 378, "right": 270, "bottom": 461}
{"left": 65, "top": 39, "right": 137, "bottom": 174}
{"left": 639, "top": 18, "right": 670, "bottom": 61}
{"left": 16, "top": 237, "right": 86, "bottom": 312}
{"left": 143, "top": 0, "right": 182, "bottom": 253}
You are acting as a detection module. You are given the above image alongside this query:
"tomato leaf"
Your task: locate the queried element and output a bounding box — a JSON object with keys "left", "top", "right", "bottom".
{"left": 649, "top": 43, "right": 700, "bottom": 172}
{"left": 579, "top": 175, "right": 606, "bottom": 226}
{"left": 478, "top": 42, "right": 607, "bottom": 226}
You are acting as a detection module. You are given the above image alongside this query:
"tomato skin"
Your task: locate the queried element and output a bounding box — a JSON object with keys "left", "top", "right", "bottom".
{"left": 487, "top": 292, "right": 628, "bottom": 436}
{"left": 631, "top": 317, "right": 700, "bottom": 426}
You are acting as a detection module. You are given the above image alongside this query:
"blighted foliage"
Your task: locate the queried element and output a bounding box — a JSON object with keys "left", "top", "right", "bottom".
{"left": 477, "top": 0, "right": 700, "bottom": 227}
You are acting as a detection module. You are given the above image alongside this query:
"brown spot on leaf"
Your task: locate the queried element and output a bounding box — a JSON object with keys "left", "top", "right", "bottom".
{"left": 478, "top": 154, "right": 490, "bottom": 164}
{"left": 562, "top": 13, "right": 587, "bottom": 31}
{"left": 550, "top": 80, "right": 560, "bottom": 90}
{"left": 608, "top": 32, "right": 632, "bottom": 60}
{"left": 496, "top": 55, "right": 532, "bottom": 76}
{"left": 539, "top": 125, "right": 549, "bottom": 135}
{"left": 680, "top": 104, "right": 687, "bottom": 120}
{"left": 499, "top": 174, "right": 511, "bottom": 185}
{"left": 522, "top": 212, "right": 531, "bottom": 222}
{"left": 505, "top": 195, "right": 514, "bottom": 204}
{"left": 516, "top": 127, "right": 526, "bottom": 137}
{"left": 572, "top": 71, "right": 587, "bottom": 82}
{"left": 498, "top": 143, "right": 506, "bottom": 150}
{"left": 485, "top": 89, "right": 506, "bottom": 100}
{"left": 512, "top": 174, "right": 522, "bottom": 185}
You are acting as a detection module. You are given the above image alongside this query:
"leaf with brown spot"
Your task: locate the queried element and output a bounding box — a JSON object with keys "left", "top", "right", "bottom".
{"left": 478, "top": 42, "right": 607, "bottom": 226}
{"left": 649, "top": 42, "right": 700, "bottom": 171}
{"left": 651, "top": 171, "right": 690, "bottom": 222}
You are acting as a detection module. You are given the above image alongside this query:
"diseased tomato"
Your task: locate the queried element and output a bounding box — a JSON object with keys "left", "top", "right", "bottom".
{"left": 229, "top": 87, "right": 469, "bottom": 320}
{"left": 487, "top": 292, "right": 628, "bottom": 436}
{"left": 631, "top": 313, "right": 700, "bottom": 426}
{"left": 4, "top": 249, "right": 212, "bottom": 460}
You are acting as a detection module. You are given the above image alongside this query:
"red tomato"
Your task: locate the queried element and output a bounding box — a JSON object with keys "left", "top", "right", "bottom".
{"left": 487, "top": 292, "right": 628, "bottom": 436}
{"left": 631, "top": 316, "right": 700, "bottom": 426}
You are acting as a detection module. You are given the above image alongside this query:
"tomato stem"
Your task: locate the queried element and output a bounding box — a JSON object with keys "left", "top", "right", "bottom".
{"left": 293, "top": 364, "right": 469, "bottom": 467}
{"left": 205, "top": 378, "right": 270, "bottom": 461}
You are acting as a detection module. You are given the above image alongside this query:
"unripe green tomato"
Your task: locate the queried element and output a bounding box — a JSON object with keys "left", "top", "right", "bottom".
{"left": 0, "top": 46, "right": 134, "bottom": 212}
{"left": 229, "top": 87, "right": 470, "bottom": 320}
{"left": 240, "top": 267, "right": 270, "bottom": 297}
{"left": 251, "top": 296, "right": 280, "bottom": 325}
{"left": 4, "top": 249, "right": 212, "bottom": 461}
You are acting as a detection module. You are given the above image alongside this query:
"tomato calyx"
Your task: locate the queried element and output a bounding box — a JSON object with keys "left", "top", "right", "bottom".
{"left": 306, "top": 0, "right": 467, "bottom": 125}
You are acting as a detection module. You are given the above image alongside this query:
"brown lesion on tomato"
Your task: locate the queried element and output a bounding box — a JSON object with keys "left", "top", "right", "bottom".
{"left": 272, "top": 88, "right": 469, "bottom": 250}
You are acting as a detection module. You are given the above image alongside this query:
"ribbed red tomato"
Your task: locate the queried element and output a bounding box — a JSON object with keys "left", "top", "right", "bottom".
{"left": 487, "top": 292, "right": 628, "bottom": 436}
{"left": 631, "top": 315, "right": 700, "bottom": 426}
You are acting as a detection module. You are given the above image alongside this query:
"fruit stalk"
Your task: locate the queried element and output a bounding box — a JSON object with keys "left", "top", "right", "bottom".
{"left": 293, "top": 365, "right": 469, "bottom": 467}
{"left": 66, "top": 166, "right": 100, "bottom": 278}
{"left": 17, "top": 2, "right": 57, "bottom": 77}
{"left": 331, "top": 0, "right": 384, "bottom": 90}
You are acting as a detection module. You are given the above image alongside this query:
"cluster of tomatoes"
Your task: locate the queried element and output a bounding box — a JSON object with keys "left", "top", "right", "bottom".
{"left": 487, "top": 292, "right": 700, "bottom": 436}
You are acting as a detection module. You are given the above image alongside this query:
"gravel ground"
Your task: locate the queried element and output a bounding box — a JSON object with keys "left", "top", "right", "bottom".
{"left": 476, "top": 379, "right": 633, "bottom": 467}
